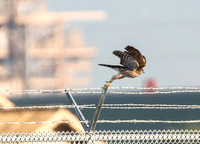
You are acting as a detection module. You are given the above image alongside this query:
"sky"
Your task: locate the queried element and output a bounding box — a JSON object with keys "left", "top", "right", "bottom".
{"left": 47, "top": 0, "right": 200, "bottom": 88}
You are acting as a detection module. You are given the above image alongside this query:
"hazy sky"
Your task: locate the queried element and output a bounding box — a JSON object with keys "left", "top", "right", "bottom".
{"left": 47, "top": 0, "right": 200, "bottom": 88}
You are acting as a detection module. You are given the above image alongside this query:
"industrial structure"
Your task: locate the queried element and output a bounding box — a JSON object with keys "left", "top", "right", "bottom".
{"left": 0, "top": 0, "right": 106, "bottom": 90}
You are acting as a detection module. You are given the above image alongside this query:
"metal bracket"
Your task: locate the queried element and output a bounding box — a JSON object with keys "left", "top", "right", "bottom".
{"left": 65, "top": 89, "right": 90, "bottom": 131}
{"left": 65, "top": 84, "right": 109, "bottom": 132}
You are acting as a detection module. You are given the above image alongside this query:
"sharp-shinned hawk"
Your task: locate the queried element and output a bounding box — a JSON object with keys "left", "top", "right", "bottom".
{"left": 99, "top": 45, "right": 146, "bottom": 87}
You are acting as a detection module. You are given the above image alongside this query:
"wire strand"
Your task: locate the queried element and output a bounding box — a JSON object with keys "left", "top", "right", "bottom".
{"left": 1, "top": 103, "right": 200, "bottom": 110}
{"left": 98, "top": 119, "right": 200, "bottom": 124}
{"left": 1, "top": 119, "right": 200, "bottom": 125}
{"left": 0, "top": 87, "right": 200, "bottom": 95}
{"left": 0, "top": 104, "right": 96, "bottom": 110}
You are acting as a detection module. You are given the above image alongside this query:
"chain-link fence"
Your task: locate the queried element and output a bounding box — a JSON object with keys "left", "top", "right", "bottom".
{"left": 0, "top": 130, "right": 200, "bottom": 144}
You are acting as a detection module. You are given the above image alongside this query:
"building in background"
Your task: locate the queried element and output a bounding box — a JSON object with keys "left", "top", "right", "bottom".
{"left": 0, "top": 93, "right": 85, "bottom": 132}
{"left": 0, "top": 0, "right": 106, "bottom": 89}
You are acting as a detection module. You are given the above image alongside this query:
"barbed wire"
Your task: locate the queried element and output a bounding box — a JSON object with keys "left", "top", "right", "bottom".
{"left": 1, "top": 119, "right": 200, "bottom": 125}
{"left": 108, "top": 90, "right": 200, "bottom": 95}
{"left": 72, "top": 86, "right": 200, "bottom": 90}
{"left": 0, "top": 87, "right": 200, "bottom": 95}
{"left": 104, "top": 103, "right": 200, "bottom": 107}
{"left": 103, "top": 103, "right": 200, "bottom": 110}
{"left": 0, "top": 87, "right": 199, "bottom": 126}
{"left": 0, "top": 104, "right": 96, "bottom": 110}
{"left": 0, "top": 120, "right": 89, "bottom": 125}
{"left": 2, "top": 103, "right": 200, "bottom": 110}
{"left": 98, "top": 119, "right": 200, "bottom": 124}
{"left": 0, "top": 89, "right": 66, "bottom": 95}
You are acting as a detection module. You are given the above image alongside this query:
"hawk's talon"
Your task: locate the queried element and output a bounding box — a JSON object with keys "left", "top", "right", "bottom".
{"left": 105, "top": 82, "right": 111, "bottom": 88}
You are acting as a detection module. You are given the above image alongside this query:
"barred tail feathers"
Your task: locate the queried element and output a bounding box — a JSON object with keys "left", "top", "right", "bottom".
{"left": 98, "top": 64, "right": 123, "bottom": 71}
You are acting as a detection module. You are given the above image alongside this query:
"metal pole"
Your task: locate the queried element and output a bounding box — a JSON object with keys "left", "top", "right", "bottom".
{"left": 65, "top": 89, "right": 90, "bottom": 131}
{"left": 90, "top": 85, "right": 109, "bottom": 131}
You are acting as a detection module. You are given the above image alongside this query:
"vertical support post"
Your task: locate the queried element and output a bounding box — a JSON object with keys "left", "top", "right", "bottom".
{"left": 65, "top": 89, "right": 90, "bottom": 131}
{"left": 90, "top": 85, "right": 109, "bottom": 131}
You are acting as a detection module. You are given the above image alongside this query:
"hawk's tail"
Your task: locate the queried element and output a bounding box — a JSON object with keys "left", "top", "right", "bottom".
{"left": 98, "top": 64, "right": 124, "bottom": 71}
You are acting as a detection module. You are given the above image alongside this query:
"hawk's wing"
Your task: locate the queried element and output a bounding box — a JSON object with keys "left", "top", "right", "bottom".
{"left": 113, "top": 50, "right": 139, "bottom": 70}
{"left": 125, "top": 45, "right": 146, "bottom": 69}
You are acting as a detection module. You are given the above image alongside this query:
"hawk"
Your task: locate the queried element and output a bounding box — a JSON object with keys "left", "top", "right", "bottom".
{"left": 99, "top": 45, "right": 146, "bottom": 87}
